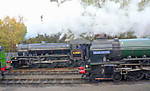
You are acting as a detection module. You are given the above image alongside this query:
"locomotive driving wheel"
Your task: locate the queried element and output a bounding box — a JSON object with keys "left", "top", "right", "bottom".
{"left": 145, "top": 71, "right": 150, "bottom": 80}
{"left": 112, "top": 72, "right": 122, "bottom": 81}
{"left": 126, "top": 71, "right": 144, "bottom": 80}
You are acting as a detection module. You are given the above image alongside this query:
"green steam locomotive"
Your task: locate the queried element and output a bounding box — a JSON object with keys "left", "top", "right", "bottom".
{"left": 79, "top": 38, "right": 150, "bottom": 81}
{"left": 0, "top": 46, "right": 11, "bottom": 71}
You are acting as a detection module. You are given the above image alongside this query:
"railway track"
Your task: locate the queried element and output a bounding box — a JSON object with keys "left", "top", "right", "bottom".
{"left": 4, "top": 70, "right": 79, "bottom": 75}
{"left": 12, "top": 67, "right": 78, "bottom": 71}
{"left": 0, "top": 67, "right": 87, "bottom": 85}
{"left": 4, "top": 67, "right": 79, "bottom": 75}
{"left": 0, "top": 78, "right": 86, "bottom": 85}
{"left": 4, "top": 74, "right": 81, "bottom": 79}
{"left": 0, "top": 67, "right": 86, "bottom": 85}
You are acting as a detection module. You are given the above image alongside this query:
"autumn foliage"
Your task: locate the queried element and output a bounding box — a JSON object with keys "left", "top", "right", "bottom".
{"left": 0, "top": 16, "right": 27, "bottom": 52}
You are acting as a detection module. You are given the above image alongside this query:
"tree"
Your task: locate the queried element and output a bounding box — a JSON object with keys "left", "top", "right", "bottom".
{"left": 0, "top": 16, "right": 27, "bottom": 52}
{"left": 81, "top": 0, "right": 150, "bottom": 9}
{"left": 80, "top": 32, "right": 95, "bottom": 41}
{"left": 64, "top": 29, "right": 75, "bottom": 42}
{"left": 116, "top": 31, "right": 137, "bottom": 39}
{"left": 24, "top": 29, "right": 76, "bottom": 44}
{"left": 24, "top": 32, "right": 67, "bottom": 44}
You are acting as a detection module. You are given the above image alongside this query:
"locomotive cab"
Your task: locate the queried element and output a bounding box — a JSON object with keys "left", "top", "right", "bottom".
{"left": 70, "top": 39, "right": 91, "bottom": 67}
{"left": 71, "top": 49, "right": 83, "bottom": 60}
{"left": 83, "top": 38, "right": 121, "bottom": 81}
{"left": 90, "top": 39, "right": 116, "bottom": 63}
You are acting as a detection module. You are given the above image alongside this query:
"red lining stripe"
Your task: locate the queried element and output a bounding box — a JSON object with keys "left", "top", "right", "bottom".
{"left": 95, "top": 78, "right": 112, "bottom": 80}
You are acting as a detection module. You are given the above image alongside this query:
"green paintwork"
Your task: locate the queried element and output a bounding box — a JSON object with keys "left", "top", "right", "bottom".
{"left": 120, "top": 38, "right": 150, "bottom": 58}
{"left": 0, "top": 50, "right": 6, "bottom": 68}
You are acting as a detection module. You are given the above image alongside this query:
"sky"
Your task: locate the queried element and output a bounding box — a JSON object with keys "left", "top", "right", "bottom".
{"left": 0, "top": 0, "right": 150, "bottom": 38}
{"left": 0, "top": 0, "right": 83, "bottom": 38}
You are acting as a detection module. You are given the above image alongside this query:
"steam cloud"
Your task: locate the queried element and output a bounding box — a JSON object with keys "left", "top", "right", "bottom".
{"left": 26, "top": 0, "right": 150, "bottom": 38}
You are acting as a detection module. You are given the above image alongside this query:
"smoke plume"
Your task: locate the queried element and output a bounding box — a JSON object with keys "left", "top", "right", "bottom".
{"left": 26, "top": 0, "right": 150, "bottom": 38}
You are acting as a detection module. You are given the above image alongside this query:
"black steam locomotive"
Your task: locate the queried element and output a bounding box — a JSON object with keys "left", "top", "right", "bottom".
{"left": 79, "top": 38, "right": 150, "bottom": 81}
{"left": 11, "top": 39, "right": 91, "bottom": 68}
{"left": 11, "top": 37, "right": 150, "bottom": 82}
